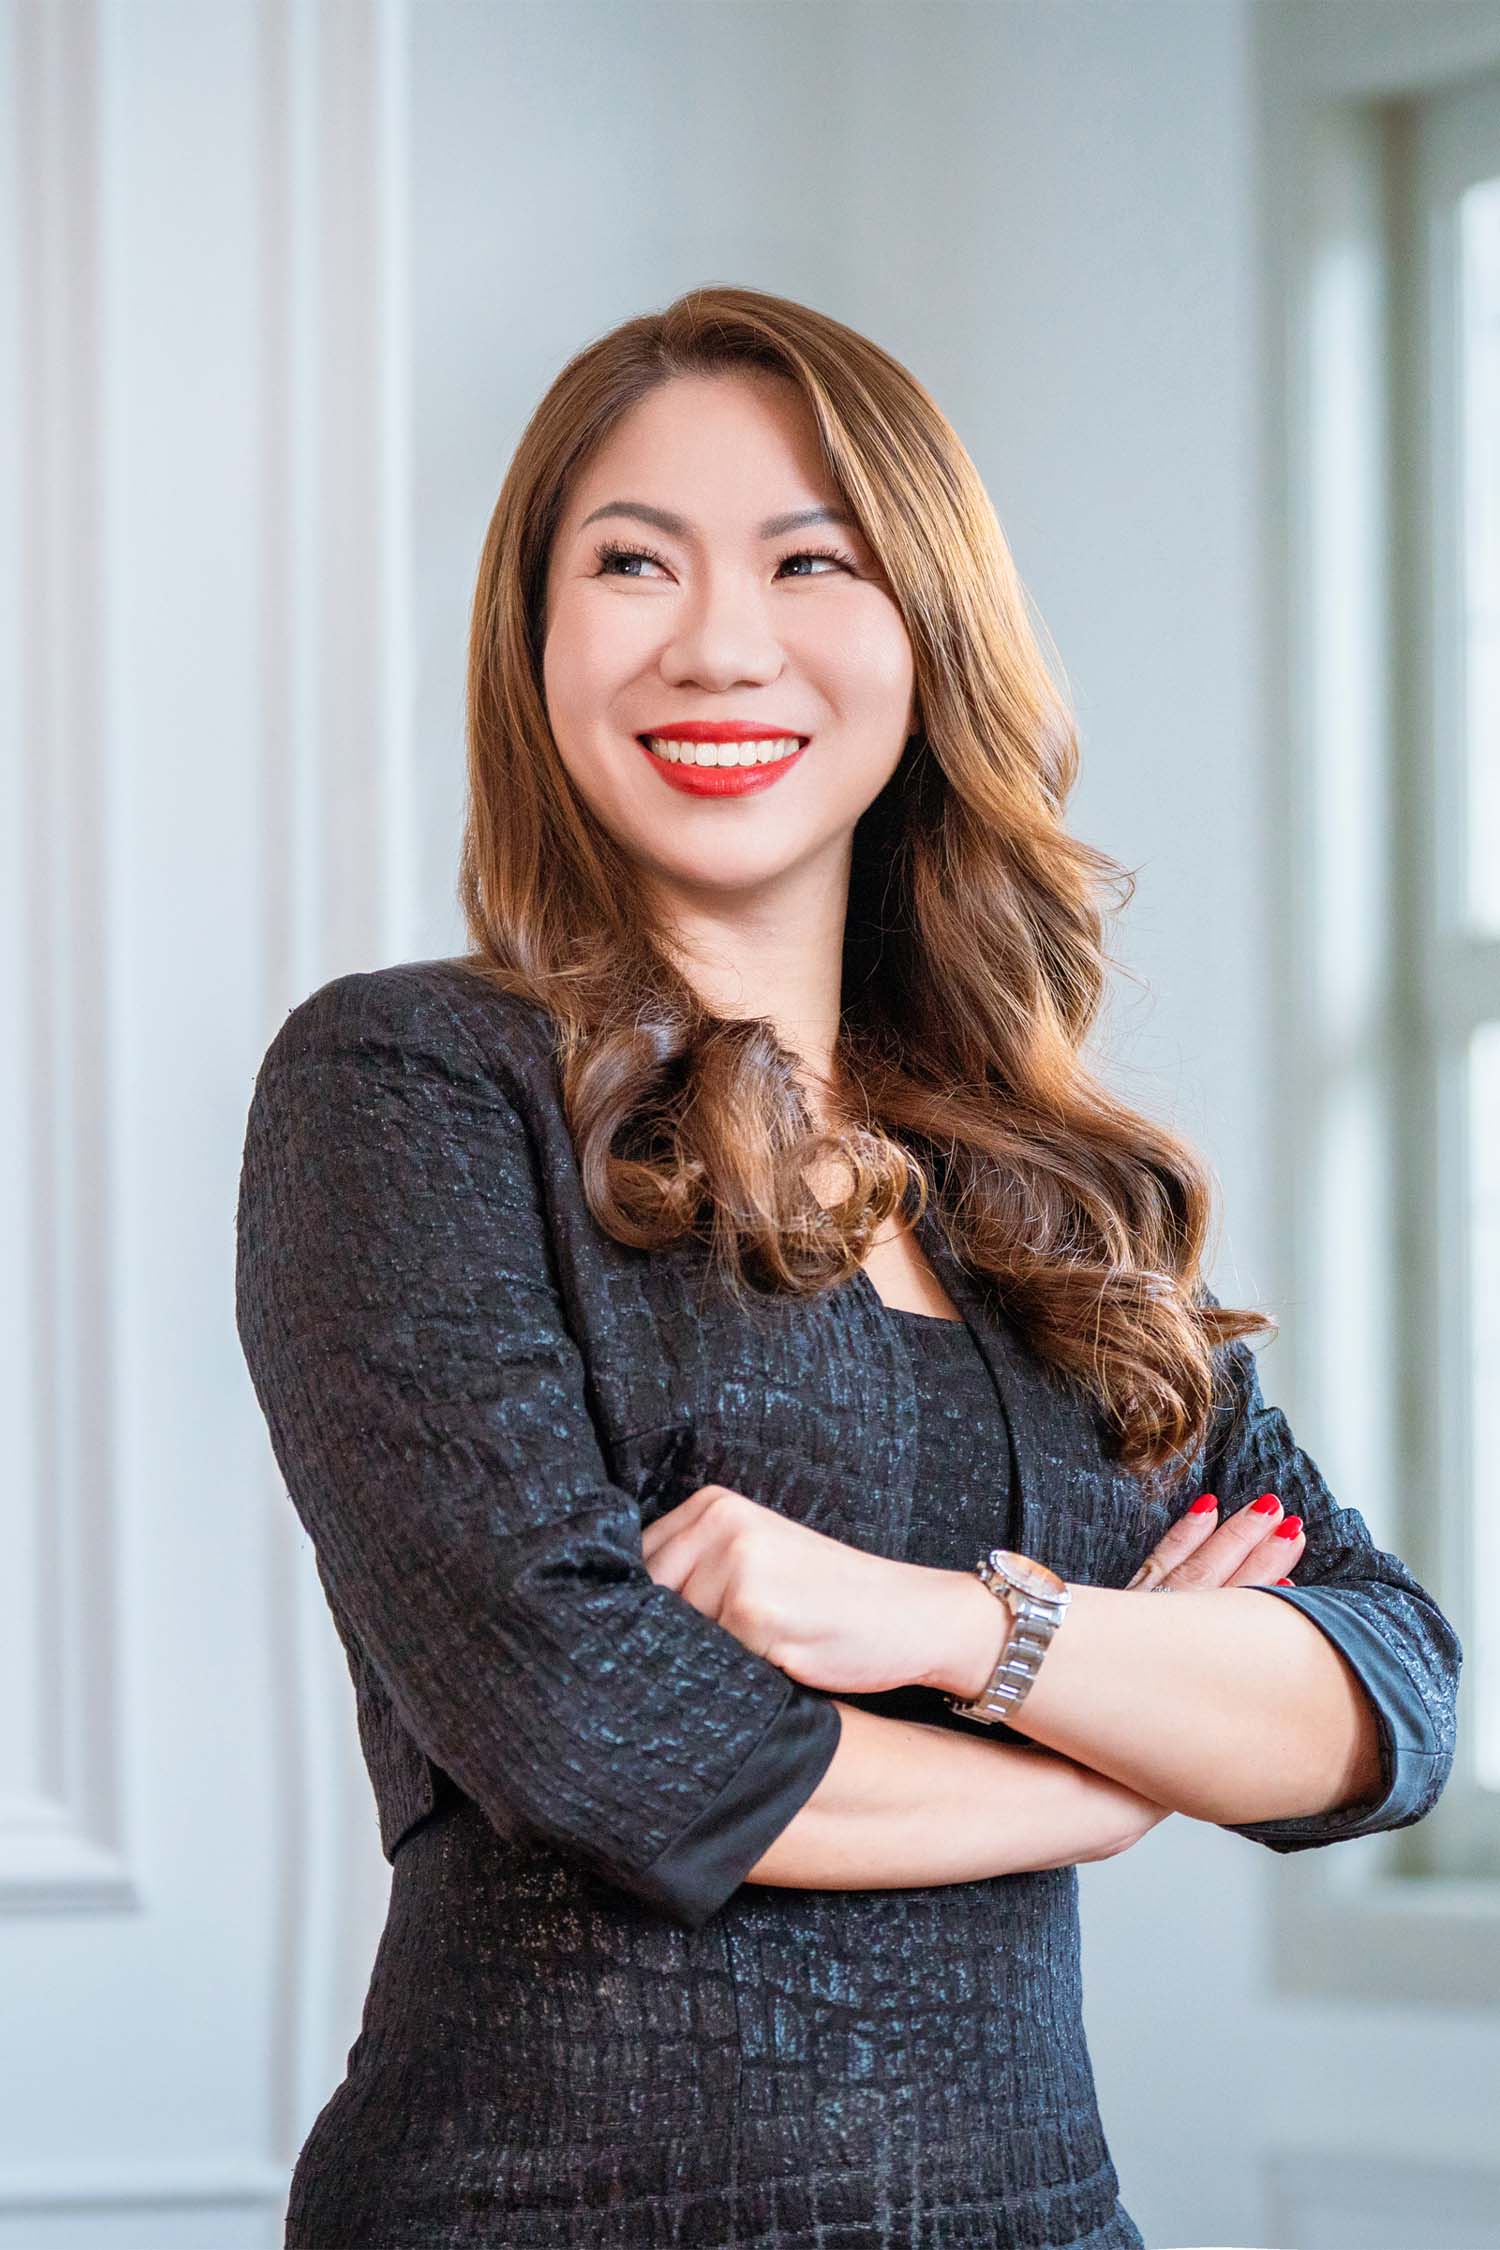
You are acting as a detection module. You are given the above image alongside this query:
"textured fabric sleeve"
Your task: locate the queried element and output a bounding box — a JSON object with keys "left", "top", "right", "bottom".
{"left": 234, "top": 967, "right": 843, "bottom": 1931}
{"left": 1195, "top": 1291, "right": 1461, "bottom": 1851}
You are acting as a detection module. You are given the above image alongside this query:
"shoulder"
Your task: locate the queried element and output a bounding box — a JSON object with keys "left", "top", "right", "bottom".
{"left": 254, "top": 955, "right": 559, "bottom": 1099}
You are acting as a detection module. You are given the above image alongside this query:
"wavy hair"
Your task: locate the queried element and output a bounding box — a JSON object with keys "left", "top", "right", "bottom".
{"left": 457, "top": 283, "right": 1273, "bottom": 1493}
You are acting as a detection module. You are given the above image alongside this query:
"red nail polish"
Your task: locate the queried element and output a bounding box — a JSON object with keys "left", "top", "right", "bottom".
{"left": 1250, "top": 1493, "right": 1281, "bottom": 1515}
{"left": 1274, "top": 1514, "right": 1303, "bottom": 1539}
{"left": 1189, "top": 1493, "right": 1218, "bottom": 1514}
{"left": 1276, "top": 1577, "right": 1294, "bottom": 1586}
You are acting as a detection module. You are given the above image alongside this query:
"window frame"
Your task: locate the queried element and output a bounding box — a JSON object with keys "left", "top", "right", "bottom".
{"left": 1255, "top": 16, "right": 1500, "bottom": 2008}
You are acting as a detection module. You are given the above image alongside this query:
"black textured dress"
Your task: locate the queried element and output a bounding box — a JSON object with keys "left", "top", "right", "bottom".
{"left": 282, "top": 1305, "right": 1145, "bottom": 2250}
{"left": 237, "top": 962, "right": 1459, "bottom": 2250}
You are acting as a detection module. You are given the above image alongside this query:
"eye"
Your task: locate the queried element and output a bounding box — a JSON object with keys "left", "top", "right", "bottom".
{"left": 593, "top": 538, "right": 671, "bottom": 578}
{"left": 776, "top": 544, "right": 856, "bottom": 577}
{"left": 591, "top": 539, "right": 856, "bottom": 580}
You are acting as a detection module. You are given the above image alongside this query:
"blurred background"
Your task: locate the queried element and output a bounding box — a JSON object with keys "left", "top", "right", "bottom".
{"left": 4, "top": 1, "right": 1499, "bottom": 2244}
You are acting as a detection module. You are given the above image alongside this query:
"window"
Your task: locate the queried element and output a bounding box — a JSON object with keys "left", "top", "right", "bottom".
{"left": 1248, "top": 0, "right": 1500, "bottom": 2017}
{"left": 1403, "top": 76, "right": 1500, "bottom": 1866}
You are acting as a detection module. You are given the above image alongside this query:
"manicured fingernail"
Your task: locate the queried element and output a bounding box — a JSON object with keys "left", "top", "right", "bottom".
{"left": 1274, "top": 1514, "right": 1303, "bottom": 1539}
{"left": 1276, "top": 1577, "right": 1294, "bottom": 1586}
{"left": 1250, "top": 1493, "right": 1281, "bottom": 1514}
{"left": 1189, "top": 1493, "right": 1218, "bottom": 1514}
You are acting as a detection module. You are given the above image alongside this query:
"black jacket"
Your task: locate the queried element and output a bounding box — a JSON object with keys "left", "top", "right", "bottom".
{"left": 234, "top": 956, "right": 1461, "bottom": 1934}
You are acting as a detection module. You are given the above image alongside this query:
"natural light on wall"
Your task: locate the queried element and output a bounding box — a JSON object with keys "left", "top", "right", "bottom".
{"left": 1474, "top": 1021, "right": 1500, "bottom": 1790}
{"left": 1460, "top": 175, "right": 1500, "bottom": 1793}
{"left": 1463, "top": 175, "right": 1500, "bottom": 934}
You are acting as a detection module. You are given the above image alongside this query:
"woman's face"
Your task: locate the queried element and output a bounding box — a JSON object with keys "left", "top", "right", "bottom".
{"left": 542, "top": 371, "right": 917, "bottom": 908}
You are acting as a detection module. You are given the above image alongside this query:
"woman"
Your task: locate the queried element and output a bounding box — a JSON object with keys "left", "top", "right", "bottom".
{"left": 235, "top": 285, "right": 1461, "bottom": 2248}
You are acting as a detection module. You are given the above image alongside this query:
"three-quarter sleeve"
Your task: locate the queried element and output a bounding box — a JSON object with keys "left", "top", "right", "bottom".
{"left": 234, "top": 967, "right": 842, "bottom": 1931}
{"left": 1194, "top": 1294, "right": 1461, "bottom": 1851}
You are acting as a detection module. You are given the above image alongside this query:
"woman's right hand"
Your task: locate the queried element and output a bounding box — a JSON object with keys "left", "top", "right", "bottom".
{"left": 1108, "top": 1786, "right": 1177, "bottom": 1854}
{"left": 1019, "top": 1746, "right": 1175, "bottom": 1859}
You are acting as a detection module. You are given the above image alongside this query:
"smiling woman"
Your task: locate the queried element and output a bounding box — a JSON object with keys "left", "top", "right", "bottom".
{"left": 473, "top": 305, "right": 1274, "bottom": 1479}
{"left": 236, "top": 282, "right": 1461, "bottom": 2250}
{"left": 536, "top": 366, "right": 922, "bottom": 937}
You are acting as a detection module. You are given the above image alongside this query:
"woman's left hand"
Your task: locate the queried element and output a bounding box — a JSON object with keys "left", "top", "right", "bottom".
{"left": 1123, "top": 1490, "right": 1306, "bottom": 1592}
{"left": 640, "top": 1484, "right": 960, "bottom": 1697}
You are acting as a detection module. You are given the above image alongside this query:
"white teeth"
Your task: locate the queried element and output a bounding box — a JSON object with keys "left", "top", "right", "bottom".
{"left": 641, "top": 735, "right": 803, "bottom": 767}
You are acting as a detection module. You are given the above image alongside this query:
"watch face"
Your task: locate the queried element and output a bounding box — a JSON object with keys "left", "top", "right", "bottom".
{"left": 990, "top": 1548, "right": 1067, "bottom": 1599}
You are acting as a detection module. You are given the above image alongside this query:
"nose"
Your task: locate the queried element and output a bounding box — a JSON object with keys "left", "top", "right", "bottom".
{"left": 657, "top": 566, "right": 785, "bottom": 692}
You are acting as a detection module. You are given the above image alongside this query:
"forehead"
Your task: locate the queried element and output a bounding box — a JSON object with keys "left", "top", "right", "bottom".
{"left": 558, "top": 373, "right": 849, "bottom": 540}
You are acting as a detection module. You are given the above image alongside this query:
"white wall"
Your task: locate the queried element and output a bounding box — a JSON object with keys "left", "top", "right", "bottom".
{"left": 5, "top": 3, "right": 1495, "bottom": 2245}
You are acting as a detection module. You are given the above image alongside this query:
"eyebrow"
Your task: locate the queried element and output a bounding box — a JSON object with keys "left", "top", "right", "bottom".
{"left": 576, "top": 500, "right": 856, "bottom": 541}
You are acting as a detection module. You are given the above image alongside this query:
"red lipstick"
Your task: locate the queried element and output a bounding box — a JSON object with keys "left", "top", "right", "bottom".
{"left": 635, "top": 720, "right": 810, "bottom": 798}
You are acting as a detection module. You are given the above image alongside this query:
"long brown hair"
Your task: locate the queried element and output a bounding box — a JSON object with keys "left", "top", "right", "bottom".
{"left": 457, "top": 283, "right": 1273, "bottom": 1491}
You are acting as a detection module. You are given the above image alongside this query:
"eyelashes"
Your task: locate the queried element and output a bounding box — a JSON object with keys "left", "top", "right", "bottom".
{"left": 592, "top": 538, "right": 856, "bottom": 580}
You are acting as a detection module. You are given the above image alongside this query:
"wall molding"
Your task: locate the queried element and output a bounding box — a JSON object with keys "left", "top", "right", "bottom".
{"left": 253, "top": 0, "right": 418, "bottom": 2183}
{"left": 2, "top": 0, "right": 139, "bottom": 1917}
{"left": 0, "top": 2162, "right": 289, "bottom": 2213}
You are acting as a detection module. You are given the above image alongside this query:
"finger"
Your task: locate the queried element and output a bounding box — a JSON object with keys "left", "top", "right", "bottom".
{"left": 1222, "top": 1514, "right": 1305, "bottom": 1588}
{"left": 640, "top": 1509, "right": 710, "bottom": 1587}
{"left": 1123, "top": 1493, "right": 1220, "bottom": 1589}
{"left": 640, "top": 1483, "right": 731, "bottom": 1562}
{"left": 1167, "top": 1490, "right": 1286, "bottom": 1588}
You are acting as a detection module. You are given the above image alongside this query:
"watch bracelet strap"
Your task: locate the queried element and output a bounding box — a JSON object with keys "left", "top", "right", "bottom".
{"left": 943, "top": 1553, "right": 1072, "bottom": 1724}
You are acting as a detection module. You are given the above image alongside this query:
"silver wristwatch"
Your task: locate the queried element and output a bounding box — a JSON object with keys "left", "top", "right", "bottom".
{"left": 943, "top": 1548, "right": 1072, "bottom": 1723}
